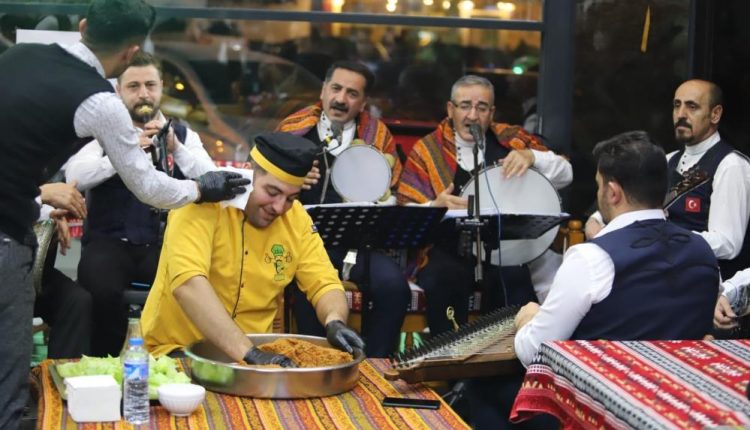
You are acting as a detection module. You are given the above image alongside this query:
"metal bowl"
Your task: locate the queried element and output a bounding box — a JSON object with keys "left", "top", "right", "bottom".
{"left": 185, "top": 334, "right": 364, "bottom": 399}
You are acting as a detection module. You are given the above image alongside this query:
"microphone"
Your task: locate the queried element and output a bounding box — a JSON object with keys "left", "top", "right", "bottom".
{"left": 325, "top": 121, "right": 344, "bottom": 147}
{"left": 134, "top": 105, "right": 154, "bottom": 124}
{"left": 469, "top": 123, "right": 485, "bottom": 150}
{"left": 154, "top": 118, "right": 173, "bottom": 143}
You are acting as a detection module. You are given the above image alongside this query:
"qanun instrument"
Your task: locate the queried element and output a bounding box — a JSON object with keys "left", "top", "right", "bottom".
{"left": 385, "top": 306, "right": 523, "bottom": 383}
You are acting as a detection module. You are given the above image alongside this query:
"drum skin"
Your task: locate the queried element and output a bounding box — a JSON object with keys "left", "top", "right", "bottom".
{"left": 331, "top": 145, "right": 392, "bottom": 203}
{"left": 460, "top": 165, "right": 561, "bottom": 266}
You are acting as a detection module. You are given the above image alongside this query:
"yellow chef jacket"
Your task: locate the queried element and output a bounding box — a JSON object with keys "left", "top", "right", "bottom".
{"left": 141, "top": 200, "right": 342, "bottom": 356}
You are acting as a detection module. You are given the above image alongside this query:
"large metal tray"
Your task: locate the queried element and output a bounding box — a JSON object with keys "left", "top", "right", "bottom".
{"left": 185, "top": 334, "right": 363, "bottom": 399}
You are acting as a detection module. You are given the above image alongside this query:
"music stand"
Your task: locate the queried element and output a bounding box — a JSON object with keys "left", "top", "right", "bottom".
{"left": 305, "top": 204, "right": 448, "bottom": 336}
{"left": 449, "top": 210, "right": 571, "bottom": 245}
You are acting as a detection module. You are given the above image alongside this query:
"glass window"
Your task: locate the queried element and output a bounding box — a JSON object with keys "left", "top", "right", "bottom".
{"left": 150, "top": 19, "right": 539, "bottom": 159}
{"left": 1, "top": 8, "right": 540, "bottom": 161}
{"left": 569, "top": 0, "right": 690, "bottom": 216}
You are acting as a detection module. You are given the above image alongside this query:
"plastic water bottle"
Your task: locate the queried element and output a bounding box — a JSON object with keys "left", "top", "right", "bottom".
{"left": 123, "top": 337, "right": 149, "bottom": 424}
{"left": 120, "top": 313, "right": 142, "bottom": 362}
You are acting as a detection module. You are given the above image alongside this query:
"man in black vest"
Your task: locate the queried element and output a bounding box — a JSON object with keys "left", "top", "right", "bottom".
{"left": 667, "top": 79, "right": 750, "bottom": 280}
{"left": 587, "top": 80, "right": 750, "bottom": 280}
{"left": 468, "top": 131, "right": 719, "bottom": 429}
{"left": 66, "top": 52, "right": 217, "bottom": 357}
{"left": 0, "top": 1, "right": 247, "bottom": 426}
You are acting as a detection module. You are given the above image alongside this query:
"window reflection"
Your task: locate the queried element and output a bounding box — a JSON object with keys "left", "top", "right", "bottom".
{"left": 194, "top": 0, "right": 543, "bottom": 20}
{"left": 150, "top": 20, "right": 539, "bottom": 159}
{"left": 0, "top": 11, "right": 540, "bottom": 162}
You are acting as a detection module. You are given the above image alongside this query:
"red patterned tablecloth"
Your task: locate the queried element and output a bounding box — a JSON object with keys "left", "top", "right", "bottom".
{"left": 510, "top": 340, "right": 750, "bottom": 430}
{"left": 34, "top": 358, "right": 468, "bottom": 429}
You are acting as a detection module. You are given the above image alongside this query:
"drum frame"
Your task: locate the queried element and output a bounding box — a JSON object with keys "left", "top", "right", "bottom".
{"left": 459, "top": 164, "right": 562, "bottom": 266}
{"left": 330, "top": 144, "right": 392, "bottom": 203}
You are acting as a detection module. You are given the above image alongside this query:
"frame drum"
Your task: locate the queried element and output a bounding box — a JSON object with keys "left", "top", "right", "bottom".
{"left": 460, "top": 165, "right": 562, "bottom": 266}
{"left": 330, "top": 145, "right": 392, "bottom": 202}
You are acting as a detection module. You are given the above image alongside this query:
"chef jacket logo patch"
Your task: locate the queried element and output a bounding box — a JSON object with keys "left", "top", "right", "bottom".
{"left": 265, "top": 244, "right": 292, "bottom": 282}
{"left": 685, "top": 197, "right": 701, "bottom": 213}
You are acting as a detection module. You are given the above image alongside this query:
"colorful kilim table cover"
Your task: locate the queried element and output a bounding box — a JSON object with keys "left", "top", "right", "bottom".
{"left": 510, "top": 340, "right": 750, "bottom": 430}
{"left": 34, "top": 358, "right": 469, "bottom": 429}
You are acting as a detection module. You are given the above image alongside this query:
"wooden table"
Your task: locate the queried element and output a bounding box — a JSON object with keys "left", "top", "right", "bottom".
{"left": 510, "top": 340, "right": 750, "bottom": 430}
{"left": 34, "top": 358, "right": 469, "bottom": 429}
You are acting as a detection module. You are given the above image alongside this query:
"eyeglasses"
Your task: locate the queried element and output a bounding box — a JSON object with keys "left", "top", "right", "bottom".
{"left": 451, "top": 100, "right": 492, "bottom": 114}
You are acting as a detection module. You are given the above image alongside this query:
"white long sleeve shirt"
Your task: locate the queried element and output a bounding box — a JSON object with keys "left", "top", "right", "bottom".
{"left": 66, "top": 112, "right": 216, "bottom": 191}
{"left": 666, "top": 132, "right": 750, "bottom": 260}
{"left": 514, "top": 209, "right": 665, "bottom": 366}
{"left": 62, "top": 42, "right": 199, "bottom": 208}
{"left": 721, "top": 267, "right": 750, "bottom": 315}
{"left": 454, "top": 133, "right": 573, "bottom": 190}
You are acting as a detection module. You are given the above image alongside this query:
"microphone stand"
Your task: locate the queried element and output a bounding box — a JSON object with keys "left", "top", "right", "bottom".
{"left": 319, "top": 126, "right": 342, "bottom": 204}
{"left": 456, "top": 129, "right": 486, "bottom": 283}
{"left": 471, "top": 137, "right": 483, "bottom": 282}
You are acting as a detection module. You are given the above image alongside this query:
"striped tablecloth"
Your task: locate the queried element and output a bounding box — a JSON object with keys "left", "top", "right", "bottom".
{"left": 34, "top": 358, "right": 469, "bottom": 429}
{"left": 510, "top": 340, "right": 750, "bottom": 430}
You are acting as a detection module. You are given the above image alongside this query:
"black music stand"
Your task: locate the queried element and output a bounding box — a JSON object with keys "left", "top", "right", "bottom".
{"left": 450, "top": 210, "right": 569, "bottom": 314}
{"left": 305, "top": 204, "right": 448, "bottom": 336}
{"left": 450, "top": 210, "right": 571, "bottom": 245}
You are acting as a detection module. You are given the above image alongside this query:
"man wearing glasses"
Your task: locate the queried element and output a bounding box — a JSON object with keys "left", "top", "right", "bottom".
{"left": 396, "top": 75, "right": 572, "bottom": 336}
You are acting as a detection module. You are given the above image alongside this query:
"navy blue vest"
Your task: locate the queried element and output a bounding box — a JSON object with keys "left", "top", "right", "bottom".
{"left": 82, "top": 124, "right": 188, "bottom": 246}
{"left": 572, "top": 219, "right": 718, "bottom": 341}
{"left": 0, "top": 44, "right": 114, "bottom": 243}
{"left": 667, "top": 141, "right": 750, "bottom": 279}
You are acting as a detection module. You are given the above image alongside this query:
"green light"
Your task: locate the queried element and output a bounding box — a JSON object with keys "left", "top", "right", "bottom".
{"left": 512, "top": 65, "right": 524, "bottom": 75}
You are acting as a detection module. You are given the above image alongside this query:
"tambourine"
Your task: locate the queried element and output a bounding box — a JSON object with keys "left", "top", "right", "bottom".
{"left": 330, "top": 140, "right": 395, "bottom": 202}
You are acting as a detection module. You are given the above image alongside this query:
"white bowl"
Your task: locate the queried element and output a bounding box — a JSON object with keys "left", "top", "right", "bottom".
{"left": 157, "top": 383, "right": 205, "bottom": 416}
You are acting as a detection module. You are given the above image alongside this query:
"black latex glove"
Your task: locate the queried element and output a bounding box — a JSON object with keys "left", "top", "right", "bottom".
{"left": 325, "top": 320, "right": 365, "bottom": 354}
{"left": 244, "top": 346, "right": 297, "bottom": 368}
{"left": 194, "top": 171, "right": 250, "bottom": 203}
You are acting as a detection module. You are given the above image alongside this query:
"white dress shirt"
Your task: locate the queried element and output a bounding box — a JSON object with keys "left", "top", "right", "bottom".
{"left": 61, "top": 42, "right": 199, "bottom": 208}
{"left": 454, "top": 133, "right": 573, "bottom": 190}
{"left": 316, "top": 112, "right": 356, "bottom": 157}
{"left": 514, "top": 209, "right": 666, "bottom": 367}
{"left": 66, "top": 112, "right": 216, "bottom": 191}
{"left": 666, "top": 132, "right": 750, "bottom": 260}
{"left": 721, "top": 267, "right": 750, "bottom": 315}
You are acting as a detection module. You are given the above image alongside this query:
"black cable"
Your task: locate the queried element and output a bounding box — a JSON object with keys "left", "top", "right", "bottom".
{"left": 231, "top": 216, "right": 246, "bottom": 318}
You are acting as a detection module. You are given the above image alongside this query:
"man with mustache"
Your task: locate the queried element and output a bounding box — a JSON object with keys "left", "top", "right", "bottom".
{"left": 276, "top": 61, "right": 410, "bottom": 358}
{"left": 66, "top": 51, "right": 217, "bottom": 356}
{"left": 140, "top": 133, "right": 364, "bottom": 364}
{"left": 396, "top": 75, "right": 572, "bottom": 336}
{"left": 586, "top": 79, "right": 750, "bottom": 281}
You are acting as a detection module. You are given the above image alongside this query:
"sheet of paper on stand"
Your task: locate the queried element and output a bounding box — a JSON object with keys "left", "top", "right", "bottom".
{"left": 64, "top": 375, "right": 121, "bottom": 423}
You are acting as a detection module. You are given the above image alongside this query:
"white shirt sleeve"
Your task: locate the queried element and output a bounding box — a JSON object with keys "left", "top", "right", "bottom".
{"left": 514, "top": 243, "right": 615, "bottom": 366}
{"left": 64, "top": 140, "right": 118, "bottom": 191}
{"left": 73, "top": 92, "right": 199, "bottom": 208}
{"left": 699, "top": 153, "right": 750, "bottom": 259}
{"left": 172, "top": 128, "right": 217, "bottom": 179}
{"left": 721, "top": 267, "right": 750, "bottom": 314}
{"left": 531, "top": 149, "right": 573, "bottom": 190}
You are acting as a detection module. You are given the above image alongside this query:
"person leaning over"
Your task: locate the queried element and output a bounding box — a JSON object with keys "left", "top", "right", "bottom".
{"left": 0, "top": 1, "right": 247, "bottom": 426}
{"left": 140, "top": 133, "right": 364, "bottom": 365}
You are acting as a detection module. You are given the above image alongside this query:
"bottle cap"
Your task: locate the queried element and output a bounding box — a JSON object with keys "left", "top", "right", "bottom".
{"left": 129, "top": 338, "right": 144, "bottom": 347}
